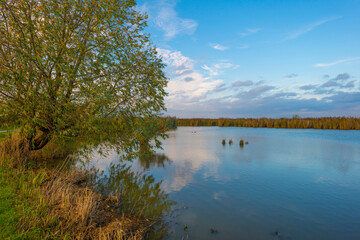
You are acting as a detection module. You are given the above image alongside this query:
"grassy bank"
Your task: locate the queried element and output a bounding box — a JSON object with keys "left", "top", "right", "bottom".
{"left": 0, "top": 132, "right": 9, "bottom": 140}
{"left": 0, "top": 162, "right": 159, "bottom": 239}
{"left": 0, "top": 166, "right": 44, "bottom": 239}
{"left": 0, "top": 134, "right": 170, "bottom": 239}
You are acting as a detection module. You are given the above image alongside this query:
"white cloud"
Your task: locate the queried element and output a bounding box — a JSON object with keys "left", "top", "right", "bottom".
{"left": 210, "top": 43, "right": 229, "bottom": 51}
{"left": 285, "top": 16, "right": 341, "bottom": 40}
{"left": 157, "top": 48, "right": 223, "bottom": 110}
{"left": 214, "top": 62, "right": 240, "bottom": 69}
{"left": 239, "top": 28, "right": 261, "bottom": 36}
{"left": 150, "top": 0, "right": 198, "bottom": 39}
{"left": 314, "top": 57, "right": 360, "bottom": 67}
{"left": 202, "top": 65, "right": 219, "bottom": 76}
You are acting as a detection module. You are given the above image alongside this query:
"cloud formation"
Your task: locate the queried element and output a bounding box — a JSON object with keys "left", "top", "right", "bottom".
{"left": 301, "top": 73, "right": 356, "bottom": 91}
{"left": 321, "top": 80, "right": 338, "bottom": 88}
{"left": 201, "top": 65, "right": 219, "bottom": 76}
{"left": 315, "top": 57, "right": 360, "bottom": 67}
{"left": 300, "top": 84, "right": 317, "bottom": 90}
{"left": 214, "top": 62, "right": 240, "bottom": 69}
{"left": 285, "top": 16, "right": 341, "bottom": 40}
{"left": 163, "top": 68, "right": 359, "bottom": 117}
{"left": 210, "top": 43, "right": 229, "bottom": 51}
{"left": 232, "top": 80, "right": 253, "bottom": 87}
{"left": 145, "top": 0, "right": 198, "bottom": 39}
{"left": 332, "top": 73, "right": 350, "bottom": 81}
{"left": 239, "top": 28, "right": 261, "bottom": 36}
{"left": 286, "top": 73, "right": 298, "bottom": 79}
{"left": 157, "top": 48, "right": 223, "bottom": 110}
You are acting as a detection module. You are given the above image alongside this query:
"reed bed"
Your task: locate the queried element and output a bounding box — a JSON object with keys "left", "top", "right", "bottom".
{"left": 176, "top": 117, "right": 360, "bottom": 130}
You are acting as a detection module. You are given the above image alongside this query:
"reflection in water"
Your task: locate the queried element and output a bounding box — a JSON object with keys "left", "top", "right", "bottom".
{"left": 81, "top": 127, "right": 360, "bottom": 239}
{"left": 146, "top": 127, "right": 360, "bottom": 239}
{"left": 89, "top": 162, "right": 175, "bottom": 239}
{"left": 94, "top": 163, "right": 174, "bottom": 219}
{"left": 139, "top": 153, "right": 171, "bottom": 169}
{"left": 73, "top": 146, "right": 175, "bottom": 239}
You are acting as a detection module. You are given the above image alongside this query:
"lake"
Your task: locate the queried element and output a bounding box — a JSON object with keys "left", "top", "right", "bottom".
{"left": 88, "top": 127, "right": 360, "bottom": 239}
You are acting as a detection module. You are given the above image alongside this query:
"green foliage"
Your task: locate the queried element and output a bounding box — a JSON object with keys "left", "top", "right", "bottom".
{"left": 163, "top": 117, "right": 177, "bottom": 130}
{"left": 176, "top": 117, "right": 360, "bottom": 130}
{"left": 0, "top": 0, "right": 167, "bottom": 154}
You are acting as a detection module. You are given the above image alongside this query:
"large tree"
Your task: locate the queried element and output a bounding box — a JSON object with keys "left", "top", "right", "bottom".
{"left": 0, "top": 0, "right": 167, "bottom": 153}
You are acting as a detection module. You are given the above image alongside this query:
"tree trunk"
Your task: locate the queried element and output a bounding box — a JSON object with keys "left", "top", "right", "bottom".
{"left": 30, "top": 131, "right": 50, "bottom": 151}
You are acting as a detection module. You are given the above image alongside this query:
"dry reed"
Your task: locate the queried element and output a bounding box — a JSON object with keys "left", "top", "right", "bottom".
{"left": 0, "top": 133, "right": 30, "bottom": 167}
{"left": 22, "top": 169, "right": 153, "bottom": 240}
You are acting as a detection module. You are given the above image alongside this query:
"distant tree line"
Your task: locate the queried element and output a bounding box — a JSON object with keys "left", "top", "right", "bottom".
{"left": 174, "top": 117, "right": 360, "bottom": 130}
{"left": 158, "top": 117, "right": 177, "bottom": 131}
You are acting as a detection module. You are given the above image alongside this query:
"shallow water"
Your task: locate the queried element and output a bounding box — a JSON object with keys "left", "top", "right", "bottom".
{"left": 90, "top": 127, "right": 360, "bottom": 239}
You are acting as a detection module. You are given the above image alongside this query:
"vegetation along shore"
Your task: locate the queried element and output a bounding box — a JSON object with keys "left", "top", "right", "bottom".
{"left": 0, "top": 0, "right": 173, "bottom": 238}
{"left": 175, "top": 117, "right": 360, "bottom": 130}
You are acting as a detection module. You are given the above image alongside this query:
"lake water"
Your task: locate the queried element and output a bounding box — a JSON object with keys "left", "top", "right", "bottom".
{"left": 90, "top": 127, "right": 360, "bottom": 239}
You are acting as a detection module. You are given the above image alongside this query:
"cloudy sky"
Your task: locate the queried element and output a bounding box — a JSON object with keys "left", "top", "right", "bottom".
{"left": 138, "top": 0, "right": 360, "bottom": 118}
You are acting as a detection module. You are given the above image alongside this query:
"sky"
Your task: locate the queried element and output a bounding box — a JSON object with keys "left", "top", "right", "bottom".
{"left": 137, "top": 0, "right": 360, "bottom": 118}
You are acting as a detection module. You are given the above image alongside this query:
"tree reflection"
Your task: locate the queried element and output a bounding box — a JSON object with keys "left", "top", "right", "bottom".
{"left": 139, "top": 152, "right": 172, "bottom": 169}
{"left": 91, "top": 162, "right": 175, "bottom": 239}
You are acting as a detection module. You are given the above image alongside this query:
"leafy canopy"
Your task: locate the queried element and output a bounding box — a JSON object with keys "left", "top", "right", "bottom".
{"left": 0, "top": 0, "right": 167, "bottom": 152}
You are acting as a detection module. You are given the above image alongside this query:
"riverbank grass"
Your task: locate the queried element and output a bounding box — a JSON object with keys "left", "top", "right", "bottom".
{"left": 0, "top": 134, "right": 161, "bottom": 239}
{"left": 0, "top": 165, "right": 44, "bottom": 239}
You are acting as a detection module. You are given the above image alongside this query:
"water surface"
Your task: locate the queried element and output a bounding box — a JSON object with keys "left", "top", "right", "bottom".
{"left": 90, "top": 127, "right": 360, "bottom": 239}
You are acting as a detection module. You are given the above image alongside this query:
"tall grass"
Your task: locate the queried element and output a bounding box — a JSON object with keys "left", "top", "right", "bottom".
{"left": 0, "top": 133, "right": 30, "bottom": 167}
{"left": 39, "top": 170, "right": 148, "bottom": 239}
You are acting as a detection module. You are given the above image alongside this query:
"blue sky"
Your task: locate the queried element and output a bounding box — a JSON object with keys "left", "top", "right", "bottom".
{"left": 137, "top": 0, "right": 360, "bottom": 118}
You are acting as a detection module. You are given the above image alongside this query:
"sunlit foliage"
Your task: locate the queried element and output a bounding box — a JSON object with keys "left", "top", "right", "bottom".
{"left": 0, "top": 0, "right": 167, "bottom": 153}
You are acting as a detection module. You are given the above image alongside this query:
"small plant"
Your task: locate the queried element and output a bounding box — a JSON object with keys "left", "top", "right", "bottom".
{"left": 222, "top": 139, "right": 226, "bottom": 145}
{"left": 239, "top": 139, "right": 244, "bottom": 147}
{"left": 229, "top": 139, "right": 233, "bottom": 145}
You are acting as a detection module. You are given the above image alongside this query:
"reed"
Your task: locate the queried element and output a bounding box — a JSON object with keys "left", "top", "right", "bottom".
{"left": 176, "top": 117, "right": 360, "bottom": 130}
{"left": 37, "top": 170, "right": 148, "bottom": 239}
{"left": 0, "top": 133, "right": 30, "bottom": 168}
